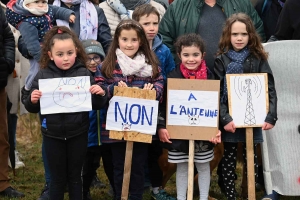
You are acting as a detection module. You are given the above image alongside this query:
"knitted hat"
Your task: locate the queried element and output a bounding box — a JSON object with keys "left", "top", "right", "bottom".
{"left": 81, "top": 39, "right": 105, "bottom": 60}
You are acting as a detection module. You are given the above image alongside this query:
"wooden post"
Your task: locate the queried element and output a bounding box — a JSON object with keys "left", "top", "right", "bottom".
{"left": 246, "top": 127, "right": 256, "bottom": 200}
{"left": 121, "top": 141, "right": 133, "bottom": 200}
{"left": 187, "top": 140, "right": 195, "bottom": 200}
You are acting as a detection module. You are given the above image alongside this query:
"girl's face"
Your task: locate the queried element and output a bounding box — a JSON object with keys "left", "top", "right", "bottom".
{"left": 179, "top": 45, "right": 204, "bottom": 70}
{"left": 48, "top": 38, "right": 77, "bottom": 70}
{"left": 230, "top": 21, "right": 249, "bottom": 51}
{"left": 118, "top": 29, "right": 140, "bottom": 58}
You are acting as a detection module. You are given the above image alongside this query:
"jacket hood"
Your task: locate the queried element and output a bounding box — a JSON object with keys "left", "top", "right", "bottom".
{"left": 152, "top": 34, "right": 163, "bottom": 51}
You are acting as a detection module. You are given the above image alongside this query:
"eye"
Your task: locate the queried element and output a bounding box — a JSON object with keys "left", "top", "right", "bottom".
{"left": 68, "top": 51, "right": 74, "bottom": 56}
{"left": 57, "top": 53, "right": 63, "bottom": 57}
{"left": 242, "top": 33, "right": 248, "bottom": 36}
{"left": 232, "top": 33, "right": 238, "bottom": 36}
{"left": 132, "top": 38, "right": 138, "bottom": 42}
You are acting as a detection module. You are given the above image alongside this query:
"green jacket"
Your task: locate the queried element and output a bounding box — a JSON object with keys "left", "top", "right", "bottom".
{"left": 158, "top": 0, "right": 265, "bottom": 58}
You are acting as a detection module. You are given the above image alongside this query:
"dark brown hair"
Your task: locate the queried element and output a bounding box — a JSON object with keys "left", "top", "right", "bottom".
{"left": 101, "top": 20, "right": 160, "bottom": 78}
{"left": 132, "top": 4, "right": 160, "bottom": 22}
{"left": 39, "top": 26, "right": 87, "bottom": 69}
{"left": 174, "top": 33, "right": 206, "bottom": 55}
{"left": 217, "top": 13, "right": 268, "bottom": 60}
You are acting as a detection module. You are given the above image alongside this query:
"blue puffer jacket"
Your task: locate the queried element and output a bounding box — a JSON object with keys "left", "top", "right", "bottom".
{"left": 152, "top": 34, "right": 175, "bottom": 80}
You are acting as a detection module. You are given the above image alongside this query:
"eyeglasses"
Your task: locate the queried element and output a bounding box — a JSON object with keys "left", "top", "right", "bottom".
{"left": 87, "top": 56, "right": 101, "bottom": 63}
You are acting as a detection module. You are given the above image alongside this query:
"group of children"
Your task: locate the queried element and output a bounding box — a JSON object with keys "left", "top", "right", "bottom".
{"left": 14, "top": 2, "right": 276, "bottom": 200}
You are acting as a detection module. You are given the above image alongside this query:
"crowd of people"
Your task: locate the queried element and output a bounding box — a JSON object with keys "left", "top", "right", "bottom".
{"left": 0, "top": 0, "right": 299, "bottom": 199}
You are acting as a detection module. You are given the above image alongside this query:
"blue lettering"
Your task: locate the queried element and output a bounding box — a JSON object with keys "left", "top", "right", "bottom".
{"left": 214, "top": 110, "right": 218, "bottom": 117}
{"left": 187, "top": 107, "right": 194, "bottom": 116}
{"left": 129, "top": 104, "right": 141, "bottom": 124}
{"left": 205, "top": 110, "right": 209, "bottom": 117}
{"left": 179, "top": 106, "right": 186, "bottom": 115}
{"left": 199, "top": 109, "right": 204, "bottom": 116}
{"left": 142, "top": 106, "right": 153, "bottom": 125}
{"left": 115, "top": 102, "right": 127, "bottom": 123}
{"left": 194, "top": 108, "right": 199, "bottom": 115}
{"left": 170, "top": 105, "right": 177, "bottom": 114}
{"left": 188, "top": 93, "right": 197, "bottom": 101}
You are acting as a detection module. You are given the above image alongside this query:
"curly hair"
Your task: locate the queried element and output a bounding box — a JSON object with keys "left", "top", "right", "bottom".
{"left": 174, "top": 33, "right": 206, "bottom": 55}
{"left": 39, "top": 26, "right": 88, "bottom": 69}
{"left": 217, "top": 13, "right": 268, "bottom": 60}
{"left": 101, "top": 19, "right": 160, "bottom": 78}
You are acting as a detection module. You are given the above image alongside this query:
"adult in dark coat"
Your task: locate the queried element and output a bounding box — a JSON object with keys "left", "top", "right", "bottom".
{"left": 0, "top": 6, "right": 24, "bottom": 198}
{"left": 268, "top": 0, "right": 300, "bottom": 41}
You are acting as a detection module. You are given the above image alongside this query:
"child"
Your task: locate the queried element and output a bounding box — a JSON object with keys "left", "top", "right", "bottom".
{"left": 132, "top": 4, "right": 175, "bottom": 200}
{"left": 6, "top": 0, "right": 75, "bottom": 98}
{"left": 214, "top": 13, "right": 277, "bottom": 200}
{"left": 157, "top": 33, "right": 221, "bottom": 200}
{"left": 23, "top": 26, "right": 108, "bottom": 200}
{"left": 95, "top": 19, "right": 164, "bottom": 200}
{"left": 81, "top": 39, "right": 115, "bottom": 200}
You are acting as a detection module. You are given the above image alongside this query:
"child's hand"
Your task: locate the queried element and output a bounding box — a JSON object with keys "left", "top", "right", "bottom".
{"left": 158, "top": 128, "right": 172, "bottom": 143}
{"left": 143, "top": 83, "right": 154, "bottom": 90}
{"left": 224, "top": 121, "right": 236, "bottom": 133}
{"left": 210, "top": 130, "right": 221, "bottom": 144}
{"left": 118, "top": 81, "right": 127, "bottom": 87}
{"left": 31, "top": 89, "right": 42, "bottom": 104}
{"left": 90, "top": 85, "right": 105, "bottom": 96}
{"left": 262, "top": 122, "right": 274, "bottom": 130}
{"left": 69, "top": 14, "right": 76, "bottom": 23}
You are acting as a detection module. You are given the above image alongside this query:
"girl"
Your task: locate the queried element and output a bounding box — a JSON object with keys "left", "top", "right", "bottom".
{"left": 214, "top": 13, "right": 277, "bottom": 200}
{"left": 23, "top": 26, "right": 108, "bottom": 200}
{"left": 157, "top": 33, "right": 221, "bottom": 200}
{"left": 95, "top": 19, "right": 164, "bottom": 200}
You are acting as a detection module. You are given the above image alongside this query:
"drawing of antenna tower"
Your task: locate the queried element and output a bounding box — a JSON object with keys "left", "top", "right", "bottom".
{"left": 243, "top": 79, "right": 256, "bottom": 125}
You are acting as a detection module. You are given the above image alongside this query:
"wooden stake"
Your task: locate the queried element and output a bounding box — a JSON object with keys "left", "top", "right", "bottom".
{"left": 187, "top": 140, "right": 195, "bottom": 200}
{"left": 121, "top": 141, "right": 134, "bottom": 200}
{"left": 246, "top": 127, "right": 256, "bottom": 200}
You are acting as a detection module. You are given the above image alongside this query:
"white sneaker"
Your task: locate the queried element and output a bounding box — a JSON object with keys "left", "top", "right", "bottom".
{"left": 15, "top": 150, "right": 25, "bottom": 169}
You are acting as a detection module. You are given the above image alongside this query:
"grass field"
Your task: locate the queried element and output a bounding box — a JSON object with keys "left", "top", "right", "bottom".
{"left": 3, "top": 113, "right": 298, "bottom": 200}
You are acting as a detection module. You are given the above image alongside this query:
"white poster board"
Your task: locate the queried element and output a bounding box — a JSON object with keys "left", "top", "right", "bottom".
{"left": 106, "top": 96, "right": 159, "bottom": 135}
{"left": 227, "top": 73, "right": 268, "bottom": 127}
{"left": 167, "top": 90, "right": 218, "bottom": 127}
{"left": 39, "top": 76, "right": 92, "bottom": 114}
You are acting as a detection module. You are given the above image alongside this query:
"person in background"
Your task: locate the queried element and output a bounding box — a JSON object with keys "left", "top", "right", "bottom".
{"left": 268, "top": 0, "right": 300, "bottom": 41}
{"left": 81, "top": 39, "right": 115, "bottom": 200}
{"left": 0, "top": 5, "right": 24, "bottom": 198}
{"left": 158, "top": 0, "right": 265, "bottom": 72}
{"left": 255, "top": 0, "right": 285, "bottom": 41}
{"left": 99, "top": 0, "right": 165, "bottom": 37}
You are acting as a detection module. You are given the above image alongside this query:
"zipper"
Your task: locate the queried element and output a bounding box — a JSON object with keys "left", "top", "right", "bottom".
{"left": 97, "top": 110, "right": 101, "bottom": 146}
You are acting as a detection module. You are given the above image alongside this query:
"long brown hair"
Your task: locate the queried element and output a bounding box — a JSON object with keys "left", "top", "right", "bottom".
{"left": 101, "top": 19, "right": 160, "bottom": 78}
{"left": 217, "top": 13, "right": 268, "bottom": 60}
{"left": 39, "top": 26, "right": 87, "bottom": 69}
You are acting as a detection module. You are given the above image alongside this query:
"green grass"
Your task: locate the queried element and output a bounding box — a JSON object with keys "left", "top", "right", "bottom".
{"left": 4, "top": 113, "right": 299, "bottom": 200}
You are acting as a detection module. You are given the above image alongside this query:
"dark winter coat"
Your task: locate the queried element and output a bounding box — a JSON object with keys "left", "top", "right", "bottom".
{"left": 0, "top": 8, "right": 15, "bottom": 88}
{"left": 23, "top": 60, "right": 108, "bottom": 140}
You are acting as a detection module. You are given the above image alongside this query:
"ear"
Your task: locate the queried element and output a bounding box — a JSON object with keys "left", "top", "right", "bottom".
{"left": 202, "top": 52, "right": 206, "bottom": 59}
{"left": 177, "top": 53, "right": 182, "bottom": 60}
{"left": 48, "top": 51, "right": 53, "bottom": 60}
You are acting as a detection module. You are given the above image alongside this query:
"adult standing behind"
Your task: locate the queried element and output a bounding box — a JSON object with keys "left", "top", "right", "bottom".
{"left": 255, "top": 0, "right": 285, "bottom": 41}
{"left": 158, "top": 0, "right": 265, "bottom": 72}
{"left": 268, "top": 0, "right": 300, "bottom": 41}
{"left": 52, "top": 0, "right": 111, "bottom": 53}
{"left": 0, "top": 5, "right": 24, "bottom": 198}
{"left": 99, "top": 0, "right": 165, "bottom": 37}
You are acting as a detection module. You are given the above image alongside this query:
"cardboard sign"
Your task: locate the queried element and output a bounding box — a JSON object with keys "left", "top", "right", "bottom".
{"left": 166, "top": 79, "right": 220, "bottom": 140}
{"left": 226, "top": 73, "right": 269, "bottom": 127}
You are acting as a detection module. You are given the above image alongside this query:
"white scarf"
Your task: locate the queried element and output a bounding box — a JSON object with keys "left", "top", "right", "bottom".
{"left": 53, "top": 0, "right": 98, "bottom": 40}
{"left": 116, "top": 48, "right": 153, "bottom": 77}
